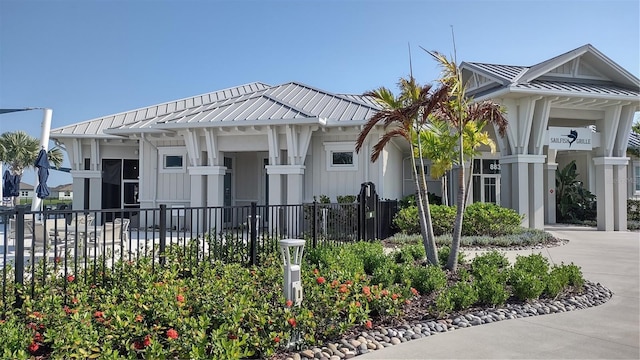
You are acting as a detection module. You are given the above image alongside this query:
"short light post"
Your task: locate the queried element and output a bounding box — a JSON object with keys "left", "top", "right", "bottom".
{"left": 279, "top": 238, "right": 305, "bottom": 306}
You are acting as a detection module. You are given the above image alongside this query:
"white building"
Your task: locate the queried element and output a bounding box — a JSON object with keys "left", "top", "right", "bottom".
{"left": 51, "top": 44, "right": 639, "bottom": 231}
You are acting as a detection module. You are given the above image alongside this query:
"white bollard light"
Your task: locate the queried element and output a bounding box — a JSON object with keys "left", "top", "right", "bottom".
{"left": 279, "top": 238, "right": 305, "bottom": 306}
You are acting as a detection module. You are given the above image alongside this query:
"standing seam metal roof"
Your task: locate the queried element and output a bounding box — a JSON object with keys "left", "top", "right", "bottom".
{"left": 107, "top": 82, "right": 381, "bottom": 132}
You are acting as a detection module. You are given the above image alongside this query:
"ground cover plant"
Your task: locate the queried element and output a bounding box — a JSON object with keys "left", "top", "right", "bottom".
{"left": 0, "top": 231, "right": 585, "bottom": 359}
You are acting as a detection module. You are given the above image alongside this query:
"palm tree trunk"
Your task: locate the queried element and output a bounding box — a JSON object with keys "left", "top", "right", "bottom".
{"left": 447, "top": 137, "right": 465, "bottom": 271}
{"left": 412, "top": 155, "right": 438, "bottom": 265}
{"left": 464, "top": 160, "right": 474, "bottom": 205}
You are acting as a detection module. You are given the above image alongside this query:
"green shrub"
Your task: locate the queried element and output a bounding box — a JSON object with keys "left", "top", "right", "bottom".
{"left": 474, "top": 274, "right": 510, "bottom": 306}
{"left": 371, "top": 260, "right": 401, "bottom": 288}
{"left": 545, "top": 265, "right": 570, "bottom": 298}
{"left": 471, "top": 250, "right": 510, "bottom": 275}
{"left": 564, "top": 263, "right": 584, "bottom": 291}
{"left": 393, "top": 244, "right": 426, "bottom": 264}
{"left": 348, "top": 242, "right": 387, "bottom": 275}
{"left": 628, "top": 200, "right": 640, "bottom": 221}
{"left": 437, "top": 245, "right": 466, "bottom": 268}
{"left": 401, "top": 265, "right": 447, "bottom": 296}
{"left": 393, "top": 206, "right": 420, "bottom": 235}
{"left": 509, "top": 254, "right": 550, "bottom": 301}
{"left": 435, "top": 281, "right": 478, "bottom": 313}
{"left": 431, "top": 205, "right": 457, "bottom": 236}
{"left": 462, "top": 202, "right": 523, "bottom": 237}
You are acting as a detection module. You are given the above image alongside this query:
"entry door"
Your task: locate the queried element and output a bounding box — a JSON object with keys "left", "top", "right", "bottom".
{"left": 482, "top": 175, "right": 500, "bottom": 205}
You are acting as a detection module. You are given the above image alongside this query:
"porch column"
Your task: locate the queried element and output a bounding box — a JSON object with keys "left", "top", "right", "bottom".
{"left": 69, "top": 170, "right": 101, "bottom": 210}
{"left": 593, "top": 157, "right": 629, "bottom": 231}
{"left": 189, "top": 166, "right": 226, "bottom": 232}
{"left": 614, "top": 163, "right": 628, "bottom": 231}
{"left": 187, "top": 168, "right": 206, "bottom": 232}
{"left": 285, "top": 166, "right": 306, "bottom": 205}
{"left": 529, "top": 162, "right": 544, "bottom": 230}
{"left": 593, "top": 158, "right": 614, "bottom": 231}
{"left": 501, "top": 155, "right": 546, "bottom": 229}
{"left": 499, "top": 162, "right": 512, "bottom": 209}
{"left": 544, "top": 163, "right": 558, "bottom": 224}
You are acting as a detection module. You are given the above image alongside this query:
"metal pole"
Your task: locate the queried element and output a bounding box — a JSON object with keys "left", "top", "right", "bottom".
{"left": 159, "top": 204, "right": 167, "bottom": 266}
{"left": 31, "top": 108, "right": 52, "bottom": 212}
{"left": 14, "top": 207, "right": 25, "bottom": 309}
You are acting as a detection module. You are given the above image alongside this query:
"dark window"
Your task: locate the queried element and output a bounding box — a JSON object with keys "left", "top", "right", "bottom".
{"left": 332, "top": 152, "right": 353, "bottom": 165}
{"left": 165, "top": 155, "right": 183, "bottom": 168}
{"left": 123, "top": 159, "right": 139, "bottom": 179}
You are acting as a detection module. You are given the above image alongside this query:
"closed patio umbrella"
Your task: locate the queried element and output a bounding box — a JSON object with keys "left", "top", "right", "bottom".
{"left": 3, "top": 169, "right": 20, "bottom": 197}
{"left": 34, "top": 148, "right": 50, "bottom": 199}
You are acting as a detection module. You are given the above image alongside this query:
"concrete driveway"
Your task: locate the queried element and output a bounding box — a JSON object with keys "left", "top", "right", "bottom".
{"left": 358, "top": 226, "right": 640, "bottom": 360}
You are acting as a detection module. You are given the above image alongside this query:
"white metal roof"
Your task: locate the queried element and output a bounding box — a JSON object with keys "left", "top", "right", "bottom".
{"left": 52, "top": 82, "right": 381, "bottom": 138}
{"left": 461, "top": 44, "right": 640, "bottom": 100}
{"left": 50, "top": 82, "right": 271, "bottom": 138}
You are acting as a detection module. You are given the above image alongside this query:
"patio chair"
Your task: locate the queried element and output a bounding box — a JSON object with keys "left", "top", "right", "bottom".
{"left": 90, "top": 218, "right": 130, "bottom": 258}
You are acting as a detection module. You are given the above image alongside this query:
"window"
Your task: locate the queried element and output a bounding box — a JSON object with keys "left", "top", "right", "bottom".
{"left": 158, "top": 147, "right": 187, "bottom": 173}
{"left": 324, "top": 142, "right": 358, "bottom": 171}
{"left": 21, "top": 191, "right": 29, "bottom": 197}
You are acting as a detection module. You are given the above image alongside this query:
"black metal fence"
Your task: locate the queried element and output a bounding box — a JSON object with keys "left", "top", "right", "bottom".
{"left": 1, "top": 200, "right": 397, "bottom": 316}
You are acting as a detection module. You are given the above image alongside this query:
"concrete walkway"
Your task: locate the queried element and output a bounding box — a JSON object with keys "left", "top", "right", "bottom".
{"left": 359, "top": 226, "right": 640, "bottom": 360}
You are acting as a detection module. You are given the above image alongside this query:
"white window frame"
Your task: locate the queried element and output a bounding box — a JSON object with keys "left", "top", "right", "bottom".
{"left": 323, "top": 142, "right": 358, "bottom": 171}
{"left": 158, "top": 147, "right": 187, "bottom": 173}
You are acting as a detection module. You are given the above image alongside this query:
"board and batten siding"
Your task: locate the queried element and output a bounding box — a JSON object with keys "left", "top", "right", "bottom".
{"left": 155, "top": 140, "right": 190, "bottom": 204}
{"left": 304, "top": 133, "right": 382, "bottom": 203}
{"left": 381, "top": 143, "right": 403, "bottom": 200}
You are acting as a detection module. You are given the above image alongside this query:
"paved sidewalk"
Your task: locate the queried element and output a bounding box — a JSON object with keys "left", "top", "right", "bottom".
{"left": 359, "top": 226, "right": 640, "bottom": 360}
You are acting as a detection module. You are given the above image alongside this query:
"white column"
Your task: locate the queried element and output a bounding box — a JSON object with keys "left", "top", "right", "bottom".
{"left": 593, "top": 159, "right": 614, "bottom": 231}
{"left": 267, "top": 165, "right": 305, "bottom": 236}
{"left": 188, "top": 166, "right": 226, "bottom": 232}
{"left": 513, "top": 162, "right": 529, "bottom": 227}
{"left": 529, "top": 162, "right": 544, "bottom": 230}
{"left": 614, "top": 163, "right": 628, "bottom": 231}
{"left": 501, "top": 155, "right": 546, "bottom": 229}
{"left": 70, "top": 170, "right": 101, "bottom": 210}
{"left": 499, "top": 162, "right": 512, "bottom": 209}
{"left": 544, "top": 163, "right": 558, "bottom": 224}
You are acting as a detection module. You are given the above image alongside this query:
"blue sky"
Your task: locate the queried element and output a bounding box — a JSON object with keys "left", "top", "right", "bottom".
{"left": 1, "top": 0, "right": 639, "bottom": 186}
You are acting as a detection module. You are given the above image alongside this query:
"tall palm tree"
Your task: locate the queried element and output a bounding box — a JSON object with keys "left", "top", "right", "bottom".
{"left": 0, "top": 131, "right": 63, "bottom": 205}
{"left": 427, "top": 51, "right": 508, "bottom": 271}
{"left": 356, "top": 76, "right": 449, "bottom": 265}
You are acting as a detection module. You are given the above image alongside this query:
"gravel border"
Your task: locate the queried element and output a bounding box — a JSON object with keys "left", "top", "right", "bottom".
{"left": 283, "top": 280, "right": 612, "bottom": 360}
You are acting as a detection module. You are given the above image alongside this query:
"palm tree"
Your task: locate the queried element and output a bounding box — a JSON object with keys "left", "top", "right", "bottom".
{"left": 0, "top": 131, "right": 63, "bottom": 205}
{"left": 427, "top": 51, "right": 508, "bottom": 271}
{"left": 356, "top": 76, "right": 449, "bottom": 265}
{"left": 413, "top": 119, "right": 457, "bottom": 206}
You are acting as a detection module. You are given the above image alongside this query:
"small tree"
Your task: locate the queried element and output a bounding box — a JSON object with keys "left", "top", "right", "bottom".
{"left": 0, "top": 131, "right": 63, "bottom": 205}
{"left": 356, "top": 77, "right": 449, "bottom": 265}
{"left": 427, "top": 51, "right": 508, "bottom": 271}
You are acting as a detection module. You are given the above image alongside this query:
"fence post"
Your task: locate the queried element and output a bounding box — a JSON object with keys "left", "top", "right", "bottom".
{"left": 250, "top": 202, "right": 257, "bottom": 266}
{"left": 159, "top": 204, "right": 167, "bottom": 266}
{"left": 312, "top": 200, "right": 318, "bottom": 248}
{"left": 14, "top": 207, "right": 25, "bottom": 309}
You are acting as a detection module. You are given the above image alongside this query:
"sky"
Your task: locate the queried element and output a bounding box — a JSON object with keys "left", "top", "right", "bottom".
{"left": 1, "top": 0, "right": 639, "bottom": 187}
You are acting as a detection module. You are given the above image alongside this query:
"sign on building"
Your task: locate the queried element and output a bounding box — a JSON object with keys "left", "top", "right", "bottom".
{"left": 548, "top": 127, "right": 593, "bottom": 150}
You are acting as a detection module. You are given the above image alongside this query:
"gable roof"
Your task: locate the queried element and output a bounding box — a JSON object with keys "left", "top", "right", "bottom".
{"left": 461, "top": 44, "right": 640, "bottom": 100}
{"left": 51, "top": 82, "right": 381, "bottom": 138}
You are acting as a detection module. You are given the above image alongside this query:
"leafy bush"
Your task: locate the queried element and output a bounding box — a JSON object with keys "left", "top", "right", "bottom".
{"left": 474, "top": 274, "right": 510, "bottom": 306}
{"left": 393, "top": 244, "right": 426, "bottom": 264}
{"left": 509, "top": 254, "right": 550, "bottom": 301}
{"left": 556, "top": 160, "right": 597, "bottom": 222}
{"left": 401, "top": 265, "right": 447, "bottom": 296}
{"left": 393, "top": 203, "right": 522, "bottom": 237}
{"left": 435, "top": 281, "right": 478, "bottom": 314}
{"left": 471, "top": 250, "right": 510, "bottom": 274}
{"left": 431, "top": 205, "right": 457, "bottom": 235}
{"left": 437, "top": 245, "right": 466, "bottom": 268}
{"left": 393, "top": 206, "right": 421, "bottom": 235}
{"left": 628, "top": 200, "right": 640, "bottom": 222}
{"left": 462, "top": 202, "right": 523, "bottom": 237}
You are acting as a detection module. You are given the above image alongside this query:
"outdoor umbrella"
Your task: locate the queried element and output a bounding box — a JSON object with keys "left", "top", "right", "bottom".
{"left": 34, "top": 148, "right": 50, "bottom": 199}
{"left": 3, "top": 169, "right": 20, "bottom": 197}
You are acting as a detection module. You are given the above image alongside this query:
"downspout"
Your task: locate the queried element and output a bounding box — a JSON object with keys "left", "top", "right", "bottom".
{"left": 141, "top": 134, "right": 159, "bottom": 208}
